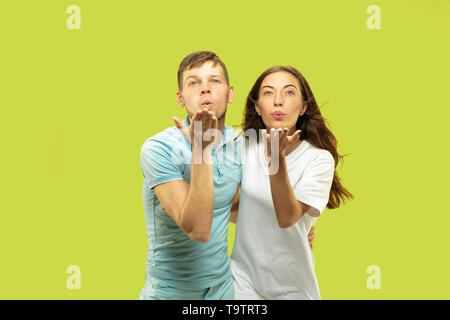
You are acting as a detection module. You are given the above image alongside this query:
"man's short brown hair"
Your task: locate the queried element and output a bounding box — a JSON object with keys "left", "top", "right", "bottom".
{"left": 177, "top": 51, "right": 230, "bottom": 91}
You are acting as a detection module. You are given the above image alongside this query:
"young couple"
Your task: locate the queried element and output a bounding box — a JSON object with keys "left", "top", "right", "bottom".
{"left": 139, "top": 51, "right": 353, "bottom": 300}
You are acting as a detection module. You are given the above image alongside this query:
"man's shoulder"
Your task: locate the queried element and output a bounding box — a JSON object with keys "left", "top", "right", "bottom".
{"left": 141, "top": 126, "right": 186, "bottom": 154}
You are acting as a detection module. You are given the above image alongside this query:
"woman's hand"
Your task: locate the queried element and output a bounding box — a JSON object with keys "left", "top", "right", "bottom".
{"left": 308, "top": 226, "right": 315, "bottom": 250}
{"left": 262, "top": 127, "right": 301, "bottom": 164}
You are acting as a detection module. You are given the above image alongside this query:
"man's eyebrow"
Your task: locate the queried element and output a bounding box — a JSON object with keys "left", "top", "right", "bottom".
{"left": 185, "top": 74, "right": 222, "bottom": 81}
{"left": 185, "top": 75, "right": 200, "bottom": 81}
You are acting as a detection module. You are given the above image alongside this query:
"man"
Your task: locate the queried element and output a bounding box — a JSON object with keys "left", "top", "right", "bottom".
{"left": 139, "top": 51, "right": 241, "bottom": 300}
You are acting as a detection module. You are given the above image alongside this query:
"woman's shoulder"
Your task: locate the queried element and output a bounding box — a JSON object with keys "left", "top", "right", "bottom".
{"left": 301, "top": 140, "right": 334, "bottom": 163}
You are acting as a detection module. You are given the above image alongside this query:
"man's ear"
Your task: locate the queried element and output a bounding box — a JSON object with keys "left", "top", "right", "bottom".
{"left": 176, "top": 91, "right": 184, "bottom": 107}
{"left": 227, "top": 86, "right": 234, "bottom": 104}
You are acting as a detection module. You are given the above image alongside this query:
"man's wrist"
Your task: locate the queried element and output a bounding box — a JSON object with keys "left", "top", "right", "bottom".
{"left": 192, "top": 148, "right": 213, "bottom": 164}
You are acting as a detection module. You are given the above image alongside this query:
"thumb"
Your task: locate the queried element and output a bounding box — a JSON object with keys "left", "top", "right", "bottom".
{"left": 288, "top": 130, "right": 302, "bottom": 143}
{"left": 172, "top": 117, "right": 185, "bottom": 130}
{"left": 172, "top": 117, "right": 191, "bottom": 143}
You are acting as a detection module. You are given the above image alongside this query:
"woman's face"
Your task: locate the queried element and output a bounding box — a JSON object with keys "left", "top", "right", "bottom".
{"left": 255, "top": 71, "right": 307, "bottom": 134}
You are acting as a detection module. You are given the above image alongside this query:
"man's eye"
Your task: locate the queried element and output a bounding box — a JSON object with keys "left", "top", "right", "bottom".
{"left": 189, "top": 81, "right": 197, "bottom": 86}
{"left": 212, "top": 79, "right": 220, "bottom": 83}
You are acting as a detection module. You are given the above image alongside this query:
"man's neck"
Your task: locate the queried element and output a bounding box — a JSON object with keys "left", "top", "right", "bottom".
{"left": 217, "top": 116, "right": 225, "bottom": 133}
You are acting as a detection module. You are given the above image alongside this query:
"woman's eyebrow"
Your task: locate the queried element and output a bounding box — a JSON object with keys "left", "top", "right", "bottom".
{"left": 261, "top": 84, "right": 298, "bottom": 90}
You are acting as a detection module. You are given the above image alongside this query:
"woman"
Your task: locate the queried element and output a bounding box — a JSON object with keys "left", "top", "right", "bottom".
{"left": 229, "top": 65, "right": 353, "bottom": 300}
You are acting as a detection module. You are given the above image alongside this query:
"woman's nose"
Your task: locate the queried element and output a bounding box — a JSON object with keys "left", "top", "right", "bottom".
{"left": 274, "top": 92, "right": 283, "bottom": 106}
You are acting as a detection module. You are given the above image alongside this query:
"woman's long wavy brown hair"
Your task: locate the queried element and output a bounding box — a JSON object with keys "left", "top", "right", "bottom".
{"left": 240, "top": 65, "right": 353, "bottom": 210}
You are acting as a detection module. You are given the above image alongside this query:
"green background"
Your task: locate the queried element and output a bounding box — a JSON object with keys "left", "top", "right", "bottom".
{"left": 1, "top": 0, "right": 449, "bottom": 299}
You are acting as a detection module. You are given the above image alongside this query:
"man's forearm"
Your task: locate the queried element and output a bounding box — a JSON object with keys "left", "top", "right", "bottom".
{"left": 180, "top": 152, "right": 214, "bottom": 241}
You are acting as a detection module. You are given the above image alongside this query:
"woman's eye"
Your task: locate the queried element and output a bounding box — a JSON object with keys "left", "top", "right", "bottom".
{"left": 263, "top": 91, "right": 272, "bottom": 95}
{"left": 286, "top": 90, "right": 295, "bottom": 95}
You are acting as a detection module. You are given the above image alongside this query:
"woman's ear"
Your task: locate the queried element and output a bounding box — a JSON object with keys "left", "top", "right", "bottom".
{"left": 176, "top": 91, "right": 184, "bottom": 107}
{"left": 255, "top": 103, "right": 262, "bottom": 116}
{"left": 300, "top": 102, "right": 307, "bottom": 116}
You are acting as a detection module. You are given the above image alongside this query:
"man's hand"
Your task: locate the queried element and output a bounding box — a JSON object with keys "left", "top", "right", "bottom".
{"left": 172, "top": 108, "right": 219, "bottom": 151}
{"left": 308, "top": 226, "right": 315, "bottom": 250}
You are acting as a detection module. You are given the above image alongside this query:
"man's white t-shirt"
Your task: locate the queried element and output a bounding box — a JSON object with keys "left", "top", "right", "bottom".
{"left": 230, "top": 138, "right": 335, "bottom": 300}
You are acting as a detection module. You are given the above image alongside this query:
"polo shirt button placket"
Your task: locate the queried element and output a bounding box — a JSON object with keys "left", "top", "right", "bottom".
{"left": 214, "top": 148, "right": 223, "bottom": 179}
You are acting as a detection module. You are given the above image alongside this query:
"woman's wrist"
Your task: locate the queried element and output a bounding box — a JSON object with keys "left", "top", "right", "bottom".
{"left": 267, "top": 153, "right": 287, "bottom": 175}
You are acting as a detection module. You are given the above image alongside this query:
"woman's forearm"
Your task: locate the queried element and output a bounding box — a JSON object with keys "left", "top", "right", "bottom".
{"left": 268, "top": 156, "right": 304, "bottom": 228}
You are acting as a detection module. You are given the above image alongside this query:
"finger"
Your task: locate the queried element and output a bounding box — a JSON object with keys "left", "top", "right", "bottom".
{"left": 280, "top": 128, "right": 288, "bottom": 143}
{"left": 270, "top": 127, "right": 277, "bottom": 136}
{"left": 282, "top": 128, "right": 288, "bottom": 139}
{"left": 190, "top": 109, "right": 202, "bottom": 131}
{"left": 309, "top": 226, "right": 315, "bottom": 236}
{"left": 262, "top": 129, "right": 270, "bottom": 157}
{"left": 211, "top": 115, "right": 218, "bottom": 129}
{"left": 192, "top": 109, "right": 204, "bottom": 142}
{"left": 268, "top": 129, "right": 273, "bottom": 143}
{"left": 172, "top": 117, "right": 184, "bottom": 130}
{"left": 261, "top": 129, "right": 267, "bottom": 145}
{"left": 192, "top": 109, "right": 202, "bottom": 121}
{"left": 210, "top": 116, "right": 218, "bottom": 144}
{"left": 201, "top": 108, "right": 208, "bottom": 128}
{"left": 205, "top": 111, "right": 213, "bottom": 131}
{"left": 288, "top": 130, "right": 302, "bottom": 144}
{"left": 270, "top": 128, "right": 278, "bottom": 145}
{"left": 278, "top": 128, "right": 287, "bottom": 144}
{"left": 172, "top": 117, "right": 191, "bottom": 142}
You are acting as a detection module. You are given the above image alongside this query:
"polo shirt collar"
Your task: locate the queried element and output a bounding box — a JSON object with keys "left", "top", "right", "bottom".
{"left": 181, "top": 115, "right": 236, "bottom": 150}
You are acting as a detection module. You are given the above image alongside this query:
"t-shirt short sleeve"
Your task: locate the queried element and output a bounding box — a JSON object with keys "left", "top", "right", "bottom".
{"left": 140, "top": 139, "right": 184, "bottom": 190}
{"left": 294, "top": 151, "right": 335, "bottom": 217}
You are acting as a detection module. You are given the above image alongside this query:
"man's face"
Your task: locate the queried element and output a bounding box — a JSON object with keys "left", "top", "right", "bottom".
{"left": 177, "top": 61, "right": 233, "bottom": 121}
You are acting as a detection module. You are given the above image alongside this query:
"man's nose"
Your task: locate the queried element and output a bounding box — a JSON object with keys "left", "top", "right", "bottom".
{"left": 201, "top": 84, "right": 211, "bottom": 95}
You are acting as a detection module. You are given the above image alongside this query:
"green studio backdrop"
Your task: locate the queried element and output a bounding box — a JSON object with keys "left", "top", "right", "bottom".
{"left": 1, "top": 0, "right": 449, "bottom": 299}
